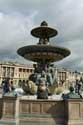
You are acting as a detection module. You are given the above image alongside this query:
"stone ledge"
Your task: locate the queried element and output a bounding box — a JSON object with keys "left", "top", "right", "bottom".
{"left": 0, "top": 118, "right": 19, "bottom": 125}
{"left": 66, "top": 120, "right": 83, "bottom": 125}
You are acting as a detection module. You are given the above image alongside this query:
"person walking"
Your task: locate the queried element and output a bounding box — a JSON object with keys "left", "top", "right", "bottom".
{"left": 3, "top": 77, "right": 11, "bottom": 95}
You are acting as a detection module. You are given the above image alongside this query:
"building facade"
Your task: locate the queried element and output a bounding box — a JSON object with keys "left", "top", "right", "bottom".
{"left": 55, "top": 67, "right": 83, "bottom": 88}
{"left": 0, "top": 62, "right": 34, "bottom": 86}
{"left": 0, "top": 61, "right": 83, "bottom": 88}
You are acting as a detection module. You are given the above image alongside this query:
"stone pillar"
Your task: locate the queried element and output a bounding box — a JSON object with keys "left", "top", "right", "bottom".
{"left": 0, "top": 98, "right": 3, "bottom": 118}
{"left": 65, "top": 99, "right": 83, "bottom": 125}
{"left": 0, "top": 96, "right": 19, "bottom": 125}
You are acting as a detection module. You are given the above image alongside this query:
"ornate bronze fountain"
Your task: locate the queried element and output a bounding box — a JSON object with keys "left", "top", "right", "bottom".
{"left": 17, "top": 21, "right": 70, "bottom": 98}
{"left": 17, "top": 21, "right": 70, "bottom": 66}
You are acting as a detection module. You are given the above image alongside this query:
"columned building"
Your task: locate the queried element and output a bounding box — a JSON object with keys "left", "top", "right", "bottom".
{"left": 0, "top": 61, "right": 83, "bottom": 88}
{"left": 55, "top": 68, "right": 83, "bottom": 88}
{"left": 55, "top": 68, "right": 68, "bottom": 87}
{"left": 0, "top": 62, "right": 34, "bottom": 86}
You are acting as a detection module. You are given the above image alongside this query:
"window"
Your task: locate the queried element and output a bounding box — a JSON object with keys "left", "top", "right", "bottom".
{"left": 2, "top": 67, "right": 6, "bottom": 77}
{"left": 6, "top": 67, "right": 10, "bottom": 77}
{"left": 11, "top": 67, "right": 14, "bottom": 77}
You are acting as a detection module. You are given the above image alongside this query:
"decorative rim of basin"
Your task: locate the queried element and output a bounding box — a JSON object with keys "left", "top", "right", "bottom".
{"left": 31, "top": 26, "right": 58, "bottom": 38}
{"left": 17, "top": 45, "right": 70, "bottom": 63}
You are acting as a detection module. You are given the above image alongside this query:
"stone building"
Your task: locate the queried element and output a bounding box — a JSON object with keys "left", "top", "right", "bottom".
{"left": 0, "top": 61, "right": 34, "bottom": 86}
{"left": 0, "top": 61, "right": 83, "bottom": 88}
{"left": 56, "top": 68, "right": 83, "bottom": 88}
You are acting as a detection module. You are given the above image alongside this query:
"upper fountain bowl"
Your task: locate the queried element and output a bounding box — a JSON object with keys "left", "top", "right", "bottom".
{"left": 31, "top": 21, "right": 58, "bottom": 38}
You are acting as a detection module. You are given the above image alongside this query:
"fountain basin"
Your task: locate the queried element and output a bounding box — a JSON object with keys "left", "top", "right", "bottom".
{"left": 17, "top": 45, "right": 70, "bottom": 63}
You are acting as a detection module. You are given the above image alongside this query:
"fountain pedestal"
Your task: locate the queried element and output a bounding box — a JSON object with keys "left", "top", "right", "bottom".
{"left": 0, "top": 96, "right": 83, "bottom": 125}
{"left": 0, "top": 96, "right": 19, "bottom": 125}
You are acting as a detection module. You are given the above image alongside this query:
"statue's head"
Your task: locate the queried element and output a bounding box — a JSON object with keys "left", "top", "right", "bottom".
{"left": 69, "top": 86, "right": 74, "bottom": 93}
{"left": 41, "top": 21, "right": 48, "bottom": 26}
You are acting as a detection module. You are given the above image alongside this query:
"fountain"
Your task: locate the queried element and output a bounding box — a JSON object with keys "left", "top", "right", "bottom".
{"left": 17, "top": 21, "right": 70, "bottom": 98}
{"left": 1, "top": 22, "right": 83, "bottom": 125}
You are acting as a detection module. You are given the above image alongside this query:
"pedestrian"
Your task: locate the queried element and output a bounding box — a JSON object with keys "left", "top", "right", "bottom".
{"left": 3, "top": 77, "right": 10, "bottom": 95}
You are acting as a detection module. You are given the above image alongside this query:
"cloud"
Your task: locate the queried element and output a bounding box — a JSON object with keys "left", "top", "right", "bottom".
{"left": 0, "top": 11, "right": 38, "bottom": 61}
{"left": 0, "top": 0, "right": 83, "bottom": 71}
{"left": 55, "top": 39, "right": 83, "bottom": 71}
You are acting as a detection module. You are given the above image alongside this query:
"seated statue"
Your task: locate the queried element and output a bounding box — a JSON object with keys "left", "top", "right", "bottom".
{"left": 62, "top": 86, "right": 81, "bottom": 100}
{"left": 37, "top": 79, "right": 48, "bottom": 99}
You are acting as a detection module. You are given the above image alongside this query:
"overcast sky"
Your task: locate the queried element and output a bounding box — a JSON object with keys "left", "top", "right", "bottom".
{"left": 0, "top": 0, "right": 83, "bottom": 71}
